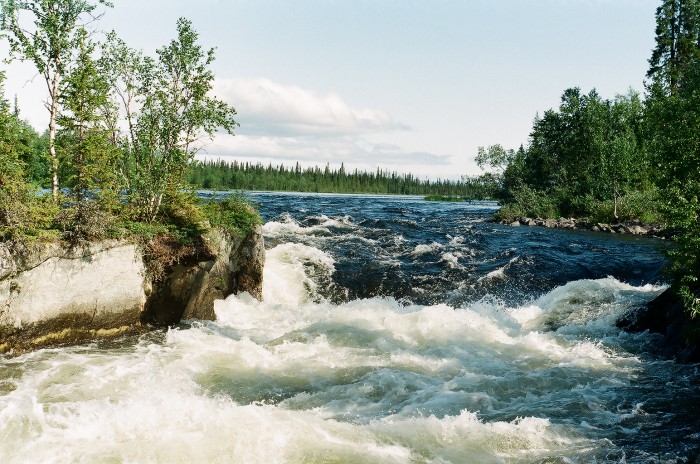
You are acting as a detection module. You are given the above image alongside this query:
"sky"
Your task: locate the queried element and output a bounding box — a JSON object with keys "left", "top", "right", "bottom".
{"left": 1, "top": 0, "right": 659, "bottom": 180}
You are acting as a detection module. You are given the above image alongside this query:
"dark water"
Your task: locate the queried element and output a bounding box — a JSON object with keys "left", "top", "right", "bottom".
{"left": 252, "top": 192, "right": 667, "bottom": 305}
{"left": 249, "top": 192, "right": 698, "bottom": 463}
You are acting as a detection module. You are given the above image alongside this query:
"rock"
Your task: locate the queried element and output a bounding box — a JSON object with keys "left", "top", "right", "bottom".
{"left": 557, "top": 218, "right": 575, "bottom": 229}
{"left": 617, "top": 288, "right": 700, "bottom": 363}
{"left": 627, "top": 225, "right": 648, "bottom": 235}
{"left": 0, "top": 242, "right": 147, "bottom": 352}
{"left": 142, "top": 226, "right": 264, "bottom": 325}
{"left": 0, "top": 226, "right": 265, "bottom": 353}
{"left": 498, "top": 215, "right": 667, "bottom": 238}
{"left": 611, "top": 224, "right": 625, "bottom": 233}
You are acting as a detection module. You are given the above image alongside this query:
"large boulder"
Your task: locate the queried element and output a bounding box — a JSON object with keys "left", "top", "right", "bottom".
{"left": 618, "top": 288, "right": 700, "bottom": 363}
{"left": 0, "top": 226, "right": 264, "bottom": 353}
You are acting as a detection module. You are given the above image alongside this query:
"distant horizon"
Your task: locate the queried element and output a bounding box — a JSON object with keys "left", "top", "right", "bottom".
{"left": 1, "top": 0, "right": 658, "bottom": 180}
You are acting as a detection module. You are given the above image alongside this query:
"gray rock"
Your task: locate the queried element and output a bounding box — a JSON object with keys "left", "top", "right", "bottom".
{"left": 0, "top": 226, "right": 265, "bottom": 353}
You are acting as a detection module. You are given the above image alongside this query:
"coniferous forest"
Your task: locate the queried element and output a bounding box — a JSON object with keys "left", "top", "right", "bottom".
{"left": 187, "top": 159, "right": 497, "bottom": 198}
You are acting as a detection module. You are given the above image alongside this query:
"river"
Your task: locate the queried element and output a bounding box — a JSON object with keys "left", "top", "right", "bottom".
{"left": 1, "top": 192, "right": 698, "bottom": 463}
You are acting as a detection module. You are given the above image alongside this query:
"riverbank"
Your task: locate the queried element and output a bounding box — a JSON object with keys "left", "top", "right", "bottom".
{"left": 494, "top": 216, "right": 668, "bottom": 238}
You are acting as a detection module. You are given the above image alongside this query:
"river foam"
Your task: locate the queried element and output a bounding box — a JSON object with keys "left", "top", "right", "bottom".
{"left": 1, "top": 194, "right": 693, "bottom": 463}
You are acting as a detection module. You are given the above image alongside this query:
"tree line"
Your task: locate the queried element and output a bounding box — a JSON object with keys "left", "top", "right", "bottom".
{"left": 477, "top": 0, "right": 700, "bottom": 316}
{"left": 0, "top": 0, "right": 247, "bottom": 247}
{"left": 187, "top": 159, "right": 497, "bottom": 198}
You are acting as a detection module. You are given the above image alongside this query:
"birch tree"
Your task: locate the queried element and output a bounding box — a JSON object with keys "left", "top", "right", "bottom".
{"left": 127, "top": 18, "right": 238, "bottom": 221}
{"left": 0, "top": 0, "right": 111, "bottom": 201}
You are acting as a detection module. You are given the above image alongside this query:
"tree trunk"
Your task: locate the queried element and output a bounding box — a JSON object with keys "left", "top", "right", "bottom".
{"left": 49, "top": 72, "right": 60, "bottom": 202}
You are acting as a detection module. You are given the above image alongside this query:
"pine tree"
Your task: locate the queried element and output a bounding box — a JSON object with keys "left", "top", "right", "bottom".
{"left": 648, "top": 0, "right": 700, "bottom": 93}
{"left": 56, "top": 29, "right": 119, "bottom": 241}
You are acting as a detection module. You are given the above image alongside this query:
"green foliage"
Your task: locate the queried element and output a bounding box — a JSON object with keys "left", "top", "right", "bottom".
{"left": 0, "top": 71, "right": 59, "bottom": 247}
{"left": 201, "top": 193, "right": 263, "bottom": 237}
{"left": 187, "top": 160, "right": 493, "bottom": 198}
{"left": 118, "top": 221, "right": 169, "bottom": 242}
{"left": 475, "top": 144, "right": 515, "bottom": 174}
{"left": 492, "top": 87, "right": 653, "bottom": 222}
{"left": 648, "top": 0, "right": 700, "bottom": 93}
{"left": 56, "top": 29, "right": 120, "bottom": 243}
{"left": 156, "top": 191, "right": 210, "bottom": 243}
{"left": 105, "top": 18, "right": 238, "bottom": 222}
{"left": 586, "top": 189, "right": 663, "bottom": 225}
{"left": 54, "top": 200, "right": 116, "bottom": 244}
{"left": 494, "top": 185, "right": 560, "bottom": 220}
{"left": 1, "top": 0, "right": 113, "bottom": 200}
{"left": 647, "top": 56, "right": 700, "bottom": 316}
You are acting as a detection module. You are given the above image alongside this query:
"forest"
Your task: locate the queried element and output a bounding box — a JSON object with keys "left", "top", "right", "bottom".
{"left": 187, "top": 159, "right": 497, "bottom": 198}
{"left": 476, "top": 0, "right": 700, "bottom": 317}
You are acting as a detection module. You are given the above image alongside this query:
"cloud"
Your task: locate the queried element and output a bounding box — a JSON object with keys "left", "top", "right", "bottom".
{"left": 203, "top": 134, "right": 450, "bottom": 167}
{"left": 213, "top": 77, "right": 408, "bottom": 137}
{"left": 203, "top": 78, "right": 452, "bottom": 177}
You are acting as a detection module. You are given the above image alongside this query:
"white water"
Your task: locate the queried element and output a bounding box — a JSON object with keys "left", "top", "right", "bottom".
{"left": 0, "top": 239, "right": 669, "bottom": 463}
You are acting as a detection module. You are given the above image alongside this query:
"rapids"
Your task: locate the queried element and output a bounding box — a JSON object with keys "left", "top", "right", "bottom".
{"left": 1, "top": 192, "right": 698, "bottom": 463}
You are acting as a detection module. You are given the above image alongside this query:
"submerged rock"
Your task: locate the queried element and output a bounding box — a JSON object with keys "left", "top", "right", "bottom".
{"left": 0, "top": 226, "right": 264, "bottom": 353}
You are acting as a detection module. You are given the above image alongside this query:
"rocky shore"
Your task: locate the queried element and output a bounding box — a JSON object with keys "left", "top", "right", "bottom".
{"left": 0, "top": 226, "right": 265, "bottom": 354}
{"left": 495, "top": 216, "right": 667, "bottom": 238}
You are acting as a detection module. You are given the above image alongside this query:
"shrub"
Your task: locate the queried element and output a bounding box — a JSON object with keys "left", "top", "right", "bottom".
{"left": 586, "top": 188, "right": 663, "bottom": 224}
{"left": 157, "top": 191, "right": 211, "bottom": 243}
{"left": 495, "top": 185, "right": 559, "bottom": 220}
{"left": 201, "top": 193, "right": 262, "bottom": 237}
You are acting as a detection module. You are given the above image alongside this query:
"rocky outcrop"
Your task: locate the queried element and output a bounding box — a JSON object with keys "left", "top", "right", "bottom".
{"left": 0, "top": 226, "right": 264, "bottom": 353}
{"left": 141, "top": 226, "right": 265, "bottom": 326}
{"left": 617, "top": 288, "right": 700, "bottom": 363}
{"left": 496, "top": 216, "right": 667, "bottom": 238}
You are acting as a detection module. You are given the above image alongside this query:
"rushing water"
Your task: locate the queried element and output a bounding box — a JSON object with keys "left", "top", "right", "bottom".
{"left": 2, "top": 192, "right": 699, "bottom": 463}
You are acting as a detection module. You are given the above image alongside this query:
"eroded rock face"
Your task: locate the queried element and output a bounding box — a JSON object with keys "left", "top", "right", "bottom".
{"left": 141, "top": 226, "right": 265, "bottom": 326}
{"left": 0, "top": 226, "right": 264, "bottom": 353}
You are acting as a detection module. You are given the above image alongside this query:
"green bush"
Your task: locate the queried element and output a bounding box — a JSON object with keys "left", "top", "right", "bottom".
{"left": 495, "top": 185, "right": 560, "bottom": 220}
{"left": 201, "top": 193, "right": 262, "bottom": 237}
{"left": 157, "top": 191, "right": 211, "bottom": 243}
{"left": 55, "top": 199, "right": 121, "bottom": 245}
{"left": 585, "top": 189, "right": 663, "bottom": 224}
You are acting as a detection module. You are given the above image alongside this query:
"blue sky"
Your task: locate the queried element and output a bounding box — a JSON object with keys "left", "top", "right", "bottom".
{"left": 2, "top": 0, "right": 658, "bottom": 179}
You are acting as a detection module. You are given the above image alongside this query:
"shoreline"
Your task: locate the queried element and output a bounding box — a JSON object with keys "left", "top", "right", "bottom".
{"left": 492, "top": 216, "right": 668, "bottom": 238}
